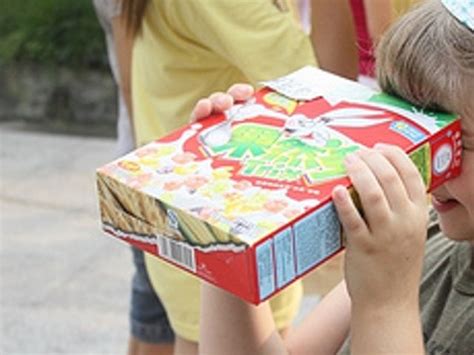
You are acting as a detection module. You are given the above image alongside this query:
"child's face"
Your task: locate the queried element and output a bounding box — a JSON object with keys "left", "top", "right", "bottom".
{"left": 431, "top": 114, "right": 474, "bottom": 244}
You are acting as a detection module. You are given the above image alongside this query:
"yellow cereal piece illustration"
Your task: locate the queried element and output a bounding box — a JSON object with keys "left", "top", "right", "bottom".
{"left": 263, "top": 92, "right": 297, "bottom": 114}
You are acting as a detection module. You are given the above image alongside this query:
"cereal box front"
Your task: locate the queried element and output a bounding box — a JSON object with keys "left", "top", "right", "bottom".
{"left": 97, "top": 67, "right": 462, "bottom": 304}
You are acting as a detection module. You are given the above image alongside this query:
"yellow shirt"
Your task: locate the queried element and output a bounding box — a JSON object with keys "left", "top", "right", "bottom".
{"left": 132, "top": 0, "right": 316, "bottom": 146}
{"left": 132, "top": 0, "right": 316, "bottom": 341}
{"left": 392, "top": 0, "right": 420, "bottom": 17}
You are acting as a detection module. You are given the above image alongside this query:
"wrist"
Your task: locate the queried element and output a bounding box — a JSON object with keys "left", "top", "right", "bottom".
{"left": 351, "top": 283, "right": 420, "bottom": 310}
{"left": 352, "top": 292, "right": 419, "bottom": 316}
{"left": 351, "top": 300, "right": 424, "bottom": 354}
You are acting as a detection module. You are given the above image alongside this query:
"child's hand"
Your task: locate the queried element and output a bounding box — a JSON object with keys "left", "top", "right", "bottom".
{"left": 190, "top": 84, "right": 254, "bottom": 122}
{"left": 332, "top": 144, "right": 428, "bottom": 311}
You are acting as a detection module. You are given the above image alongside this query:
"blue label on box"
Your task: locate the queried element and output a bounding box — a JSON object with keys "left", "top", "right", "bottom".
{"left": 390, "top": 121, "right": 426, "bottom": 144}
{"left": 294, "top": 202, "right": 341, "bottom": 275}
{"left": 274, "top": 228, "right": 296, "bottom": 288}
{"left": 256, "top": 239, "right": 275, "bottom": 300}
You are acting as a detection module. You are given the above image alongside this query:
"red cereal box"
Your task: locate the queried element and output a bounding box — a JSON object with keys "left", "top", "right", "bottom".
{"left": 96, "top": 67, "right": 462, "bottom": 304}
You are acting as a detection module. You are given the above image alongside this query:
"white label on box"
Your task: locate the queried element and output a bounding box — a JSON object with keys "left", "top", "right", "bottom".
{"left": 156, "top": 235, "right": 196, "bottom": 273}
{"left": 262, "top": 66, "right": 375, "bottom": 103}
{"left": 433, "top": 143, "right": 453, "bottom": 175}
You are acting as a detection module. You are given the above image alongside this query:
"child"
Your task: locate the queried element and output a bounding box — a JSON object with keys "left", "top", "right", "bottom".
{"left": 131, "top": 1, "right": 317, "bottom": 353}
{"left": 194, "top": 0, "right": 474, "bottom": 353}
{"left": 130, "top": 0, "right": 369, "bottom": 352}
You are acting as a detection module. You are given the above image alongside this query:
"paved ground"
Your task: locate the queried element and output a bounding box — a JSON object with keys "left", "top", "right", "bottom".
{"left": 1, "top": 122, "right": 132, "bottom": 354}
{"left": 0, "top": 121, "right": 342, "bottom": 354}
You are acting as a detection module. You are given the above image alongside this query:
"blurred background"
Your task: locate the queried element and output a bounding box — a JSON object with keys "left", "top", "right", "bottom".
{"left": 1, "top": 1, "right": 133, "bottom": 353}
{"left": 0, "top": 0, "right": 117, "bottom": 135}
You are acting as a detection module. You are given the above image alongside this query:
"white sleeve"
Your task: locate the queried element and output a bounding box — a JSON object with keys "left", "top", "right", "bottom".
{"left": 92, "top": 0, "right": 122, "bottom": 22}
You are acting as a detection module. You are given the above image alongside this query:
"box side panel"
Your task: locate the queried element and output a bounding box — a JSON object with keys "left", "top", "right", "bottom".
{"left": 97, "top": 171, "right": 257, "bottom": 303}
{"left": 252, "top": 201, "right": 344, "bottom": 303}
{"left": 406, "top": 121, "right": 462, "bottom": 192}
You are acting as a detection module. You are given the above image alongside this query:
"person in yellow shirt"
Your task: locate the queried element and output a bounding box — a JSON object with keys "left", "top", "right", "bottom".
{"left": 131, "top": 2, "right": 315, "bottom": 353}
{"left": 129, "top": 0, "right": 359, "bottom": 353}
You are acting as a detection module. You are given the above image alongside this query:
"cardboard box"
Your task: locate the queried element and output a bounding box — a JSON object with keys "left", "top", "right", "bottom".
{"left": 97, "top": 67, "right": 462, "bottom": 304}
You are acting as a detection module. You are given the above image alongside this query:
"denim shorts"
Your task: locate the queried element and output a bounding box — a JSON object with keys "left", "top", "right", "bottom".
{"left": 130, "top": 247, "right": 175, "bottom": 343}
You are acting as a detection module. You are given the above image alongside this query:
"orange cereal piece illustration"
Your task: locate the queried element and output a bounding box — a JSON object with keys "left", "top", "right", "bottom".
{"left": 163, "top": 180, "right": 183, "bottom": 191}
{"left": 263, "top": 199, "right": 288, "bottom": 213}
{"left": 126, "top": 173, "right": 152, "bottom": 189}
{"left": 172, "top": 152, "right": 196, "bottom": 164}
{"left": 184, "top": 176, "right": 209, "bottom": 190}
{"left": 233, "top": 180, "right": 253, "bottom": 190}
{"left": 198, "top": 207, "right": 215, "bottom": 220}
{"left": 135, "top": 146, "right": 159, "bottom": 158}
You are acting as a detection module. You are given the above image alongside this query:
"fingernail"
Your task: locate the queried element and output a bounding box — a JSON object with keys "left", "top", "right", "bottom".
{"left": 216, "top": 96, "right": 226, "bottom": 106}
{"left": 344, "top": 153, "right": 357, "bottom": 165}
{"left": 374, "top": 143, "right": 389, "bottom": 150}
{"left": 332, "top": 185, "right": 347, "bottom": 201}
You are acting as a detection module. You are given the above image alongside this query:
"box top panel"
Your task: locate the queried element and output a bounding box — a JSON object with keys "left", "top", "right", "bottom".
{"left": 98, "top": 67, "right": 457, "bottom": 246}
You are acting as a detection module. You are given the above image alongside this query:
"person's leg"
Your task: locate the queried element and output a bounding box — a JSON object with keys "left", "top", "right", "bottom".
{"left": 128, "top": 336, "right": 174, "bottom": 355}
{"left": 128, "top": 247, "right": 175, "bottom": 355}
{"left": 174, "top": 336, "right": 198, "bottom": 355}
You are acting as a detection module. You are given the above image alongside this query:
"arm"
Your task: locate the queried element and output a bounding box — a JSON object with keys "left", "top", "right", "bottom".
{"left": 332, "top": 145, "right": 427, "bottom": 354}
{"left": 111, "top": 11, "right": 136, "bottom": 144}
{"left": 192, "top": 87, "right": 274, "bottom": 354}
{"left": 200, "top": 283, "right": 286, "bottom": 355}
{"left": 362, "top": 0, "right": 394, "bottom": 44}
{"left": 200, "top": 280, "right": 351, "bottom": 355}
{"left": 286, "top": 280, "right": 351, "bottom": 354}
{"left": 195, "top": 87, "right": 351, "bottom": 355}
{"left": 310, "top": 0, "right": 358, "bottom": 80}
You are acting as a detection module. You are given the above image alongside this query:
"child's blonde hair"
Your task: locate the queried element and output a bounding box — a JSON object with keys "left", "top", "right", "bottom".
{"left": 376, "top": 0, "right": 474, "bottom": 118}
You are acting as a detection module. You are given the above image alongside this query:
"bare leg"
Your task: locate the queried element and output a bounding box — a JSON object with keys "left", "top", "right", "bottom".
{"left": 128, "top": 336, "right": 174, "bottom": 355}
{"left": 174, "top": 335, "right": 198, "bottom": 355}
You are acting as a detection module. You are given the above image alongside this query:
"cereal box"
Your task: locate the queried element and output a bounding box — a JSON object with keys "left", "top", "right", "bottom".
{"left": 96, "top": 67, "right": 462, "bottom": 304}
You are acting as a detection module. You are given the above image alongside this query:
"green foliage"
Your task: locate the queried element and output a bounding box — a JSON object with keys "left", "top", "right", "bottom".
{"left": 0, "top": 0, "right": 108, "bottom": 69}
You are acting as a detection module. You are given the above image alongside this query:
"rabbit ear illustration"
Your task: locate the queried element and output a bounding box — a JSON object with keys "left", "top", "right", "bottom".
{"left": 327, "top": 117, "right": 392, "bottom": 127}
{"left": 317, "top": 107, "right": 392, "bottom": 128}
{"left": 321, "top": 107, "right": 386, "bottom": 119}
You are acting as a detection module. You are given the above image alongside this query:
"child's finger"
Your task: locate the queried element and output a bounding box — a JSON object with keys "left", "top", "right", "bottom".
{"left": 227, "top": 84, "right": 254, "bottom": 102}
{"left": 190, "top": 98, "right": 213, "bottom": 122}
{"left": 356, "top": 148, "right": 410, "bottom": 211}
{"left": 344, "top": 152, "right": 392, "bottom": 229}
{"left": 374, "top": 144, "right": 426, "bottom": 204}
{"left": 332, "top": 185, "right": 368, "bottom": 241}
{"left": 209, "top": 92, "right": 234, "bottom": 112}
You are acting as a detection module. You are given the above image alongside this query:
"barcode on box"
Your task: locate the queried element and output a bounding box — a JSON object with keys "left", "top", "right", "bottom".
{"left": 156, "top": 235, "right": 196, "bottom": 272}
